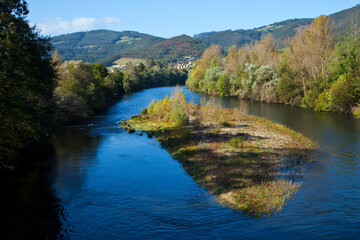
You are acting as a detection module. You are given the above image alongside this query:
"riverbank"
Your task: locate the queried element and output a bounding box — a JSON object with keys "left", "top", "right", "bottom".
{"left": 120, "top": 89, "right": 317, "bottom": 216}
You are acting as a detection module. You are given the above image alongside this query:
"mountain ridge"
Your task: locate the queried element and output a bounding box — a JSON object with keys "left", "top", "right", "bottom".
{"left": 51, "top": 4, "right": 360, "bottom": 65}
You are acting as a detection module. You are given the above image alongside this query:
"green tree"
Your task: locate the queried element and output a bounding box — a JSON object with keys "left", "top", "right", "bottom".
{"left": 92, "top": 63, "right": 108, "bottom": 84}
{"left": 0, "top": 0, "right": 56, "bottom": 167}
{"left": 217, "top": 73, "right": 231, "bottom": 97}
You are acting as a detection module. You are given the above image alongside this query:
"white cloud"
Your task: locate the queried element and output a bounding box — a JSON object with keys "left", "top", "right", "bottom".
{"left": 36, "top": 17, "right": 123, "bottom": 36}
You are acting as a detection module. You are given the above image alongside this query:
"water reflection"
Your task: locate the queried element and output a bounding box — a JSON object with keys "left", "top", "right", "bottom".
{"left": 51, "top": 128, "right": 102, "bottom": 192}
{"left": 0, "top": 165, "right": 67, "bottom": 240}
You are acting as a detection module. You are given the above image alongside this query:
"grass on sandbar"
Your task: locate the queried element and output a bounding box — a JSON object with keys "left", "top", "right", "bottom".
{"left": 121, "top": 87, "right": 317, "bottom": 216}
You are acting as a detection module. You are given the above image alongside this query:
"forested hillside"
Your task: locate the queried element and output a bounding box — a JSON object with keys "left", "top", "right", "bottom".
{"left": 51, "top": 4, "right": 360, "bottom": 66}
{"left": 123, "top": 35, "right": 209, "bottom": 61}
{"left": 51, "top": 30, "right": 164, "bottom": 65}
{"left": 194, "top": 18, "right": 314, "bottom": 50}
{"left": 195, "top": 4, "right": 360, "bottom": 50}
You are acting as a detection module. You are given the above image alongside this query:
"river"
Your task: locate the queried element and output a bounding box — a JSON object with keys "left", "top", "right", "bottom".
{"left": 1, "top": 86, "right": 359, "bottom": 239}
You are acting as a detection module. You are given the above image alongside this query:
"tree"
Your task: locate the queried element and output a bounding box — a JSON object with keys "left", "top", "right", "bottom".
{"left": 0, "top": 0, "right": 56, "bottom": 166}
{"left": 217, "top": 73, "right": 231, "bottom": 97}
{"left": 286, "top": 15, "right": 333, "bottom": 98}
{"left": 252, "top": 34, "right": 279, "bottom": 66}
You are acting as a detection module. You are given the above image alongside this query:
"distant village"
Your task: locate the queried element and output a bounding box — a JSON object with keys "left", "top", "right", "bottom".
{"left": 107, "top": 56, "right": 196, "bottom": 72}
{"left": 172, "top": 56, "right": 195, "bottom": 69}
{"left": 107, "top": 64, "right": 126, "bottom": 72}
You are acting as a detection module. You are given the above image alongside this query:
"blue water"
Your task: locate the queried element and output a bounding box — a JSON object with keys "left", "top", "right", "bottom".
{"left": 1, "top": 87, "right": 359, "bottom": 239}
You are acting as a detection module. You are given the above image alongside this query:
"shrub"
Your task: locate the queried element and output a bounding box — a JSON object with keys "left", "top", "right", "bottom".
{"left": 206, "top": 97, "right": 224, "bottom": 126}
{"left": 352, "top": 104, "right": 360, "bottom": 118}
{"left": 170, "top": 104, "right": 189, "bottom": 127}
{"left": 141, "top": 108, "right": 148, "bottom": 114}
{"left": 314, "top": 90, "right": 330, "bottom": 112}
{"left": 233, "top": 100, "right": 249, "bottom": 121}
{"left": 221, "top": 121, "right": 231, "bottom": 127}
{"left": 196, "top": 142, "right": 210, "bottom": 151}
{"left": 181, "top": 128, "right": 192, "bottom": 141}
{"left": 329, "top": 74, "right": 360, "bottom": 113}
{"left": 192, "top": 103, "right": 204, "bottom": 129}
{"left": 229, "top": 137, "right": 245, "bottom": 148}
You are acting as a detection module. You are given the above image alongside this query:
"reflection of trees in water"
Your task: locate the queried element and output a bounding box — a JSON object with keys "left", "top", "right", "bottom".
{"left": 51, "top": 128, "right": 102, "bottom": 193}
{"left": 0, "top": 128, "right": 101, "bottom": 239}
{"left": 0, "top": 165, "right": 68, "bottom": 240}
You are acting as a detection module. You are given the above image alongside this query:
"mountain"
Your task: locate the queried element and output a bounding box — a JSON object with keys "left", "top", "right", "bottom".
{"left": 51, "top": 4, "right": 360, "bottom": 65}
{"left": 194, "top": 4, "right": 360, "bottom": 50}
{"left": 51, "top": 30, "right": 164, "bottom": 65}
{"left": 195, "top": 18, "right": 314, "bottom": 50}
{"left": 123, "top": 35, "right": 209, "bottom": 61}
{"left": 331, "top": 4, "right": 360, "bottom": 39}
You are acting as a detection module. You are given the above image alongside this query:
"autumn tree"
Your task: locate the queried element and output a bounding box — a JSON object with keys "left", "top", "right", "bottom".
{"left": 286, "top": 15, "right": 333, "bottom": 98}
{"left": 252, "top": 34, "right": 279, "bottom": 66}
{"left": 190, "top": 45, "right": 222, "bottom": 81}
{"left": 225, "top": 45, "right": 247, "bottom": 75}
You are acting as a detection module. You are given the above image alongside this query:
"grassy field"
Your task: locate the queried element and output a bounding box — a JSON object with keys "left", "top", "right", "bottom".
{"left": 113, "top": 57, "right": 144, "bottom": 65}
{"left": 120, "top": 90, "right": 317, "bottom": 216}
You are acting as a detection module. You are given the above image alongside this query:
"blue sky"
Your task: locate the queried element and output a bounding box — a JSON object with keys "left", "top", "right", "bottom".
{"left": 28, "top": 0, "right": 360, "bottom": 38}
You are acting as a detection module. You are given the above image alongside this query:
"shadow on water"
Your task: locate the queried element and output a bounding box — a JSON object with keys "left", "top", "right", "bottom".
{"left": 0, "top": 164, "right": 67, "bottom": 239}
{"left": 0, "top": 126, "right": 103, "bottom": 239}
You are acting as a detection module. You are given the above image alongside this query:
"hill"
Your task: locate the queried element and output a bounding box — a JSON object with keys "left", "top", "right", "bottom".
{"left": 51, "top": 30, "right": 164, "bottom": 65}
{"left": 195, "top": 18, "right": 314, "bottom": 50}
{"left": 123, "top": 35, "right": 209, "bottom": 61}
{"left": 331, "top": 4, "right": 360, "bottom": 40}
{"left": 195, "top": 4, "right": 360, "bottom": 50}
{"left": 51, "top": 4, "right": 360, "bottom": 65}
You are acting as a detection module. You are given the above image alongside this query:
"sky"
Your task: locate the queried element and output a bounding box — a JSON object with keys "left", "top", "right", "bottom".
{"left": 27, "top": 0, "right": 360, "bottom": 38}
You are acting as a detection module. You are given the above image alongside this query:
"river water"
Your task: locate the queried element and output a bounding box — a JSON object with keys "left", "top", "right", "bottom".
{"left": 1, "top": 87, "right": 359, "bottom": 239}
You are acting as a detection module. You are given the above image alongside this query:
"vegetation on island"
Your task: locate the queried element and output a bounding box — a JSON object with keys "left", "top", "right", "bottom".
{"left": 121, "top": 88, "right": 317, "bottom": 216}
{"left": 186, "top": 15, "right": 360, "bottom": 118}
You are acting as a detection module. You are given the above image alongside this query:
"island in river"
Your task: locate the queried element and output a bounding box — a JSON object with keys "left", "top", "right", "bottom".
{"left": 120, "top": 88, "right": 317, "bottom": 216}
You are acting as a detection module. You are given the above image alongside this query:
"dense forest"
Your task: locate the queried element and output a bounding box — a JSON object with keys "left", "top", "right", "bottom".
{"left": 0, "top": 0, "right": 187, "bottom": 168}
{"left": 123, "top": 35, "right": 209, "bottom": 62}
{"left": 51, "top": 30, "right": 164, "bottom": 66}
{"left": 186, "top": 15, "right": 360, "bottom": 117}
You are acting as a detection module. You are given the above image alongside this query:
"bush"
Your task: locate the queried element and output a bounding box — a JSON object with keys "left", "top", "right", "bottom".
{"left": 352, "top": 104, "right": 360, "bottom": 118}
{"left": 181, "top": 128, "right": 192, "bottom": 141}
{"left": 229, "top": 137, "right": 245, "bottom": 148}
{"left": 141, "top": 108, "right": 148, "bottom": 114}
{"left": 233, "top": 100, "right": 249, "bottom": 121}
{"left": 196, "top": 142, "right": 210, "bottom": 151}
{"left": 329, "top": 74, "right": 360, "bottom": 112}
{"left": 170, "top": 104, "right": 189, "bottom": 127}
{"left": 314, "top": 91, "right": 330, "bottom": 112}
{"left": 221, "top": 121, "right": 232, "bottom": 127}
{"left": 192, "top": 103, "right": 204, "bottom": 129}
